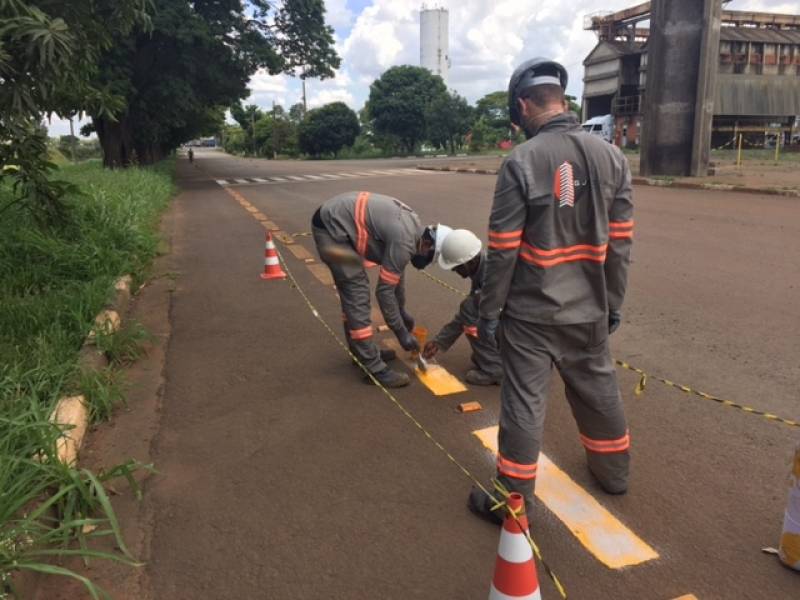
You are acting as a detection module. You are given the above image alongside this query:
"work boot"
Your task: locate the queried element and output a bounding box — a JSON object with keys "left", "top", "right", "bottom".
{"left": 351, "top": 349, "right": 396, "bottom": 368}
{"left": 465, "top": 369, "right": 500, "bottom": 386}
{"left": 467, "top": 487, "right": 504, "bottom": 526}
{"left": 365, "top": 367, "right": 410, "bottom": 388}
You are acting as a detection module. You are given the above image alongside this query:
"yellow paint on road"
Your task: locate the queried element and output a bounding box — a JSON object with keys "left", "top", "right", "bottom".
{"left": 307, "top": 264, "right": 334, "bottom": 287}
{"left": 473, "top": 426, "right": 659, "bottom": 569}
{"left": 287, "top": 244, "right": 314, "bottom": 262}
{"left": 263, "top": 221, "right": 281, "bottom": 231}
{"left": 273, "top": 232, "right": 295, "bottom": 245}
{"left": 670, "top": 595, "right": 699, "bottom": 600}
{"left": 383, "top": 339, "right": 467, "bottom": 396}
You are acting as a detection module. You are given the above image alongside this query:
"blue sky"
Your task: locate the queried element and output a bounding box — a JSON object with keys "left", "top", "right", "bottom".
{"left": 48, "top": 0, "right": 796, "bottom": 136}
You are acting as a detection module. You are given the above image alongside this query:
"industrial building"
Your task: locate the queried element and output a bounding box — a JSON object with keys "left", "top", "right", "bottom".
{"left": 420, "top": 6, "right": 450, "bottom": 86}
{"left": 582, "top": 2, "right": 800, "bottom": 149}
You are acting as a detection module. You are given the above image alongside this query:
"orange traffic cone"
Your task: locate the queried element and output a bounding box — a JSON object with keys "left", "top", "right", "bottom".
{"left": 489, "top": 492, "right": 541, "bottom": 600}
{"left": 260, "top": 231, "right": 287, "bottom": 280}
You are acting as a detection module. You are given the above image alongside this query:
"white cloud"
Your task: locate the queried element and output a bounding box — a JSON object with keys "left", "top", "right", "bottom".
{"left": 324, "top": 0, "right": 355, "bottom": 31}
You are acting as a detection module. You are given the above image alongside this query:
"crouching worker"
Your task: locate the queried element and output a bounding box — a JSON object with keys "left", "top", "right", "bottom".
{"left": 421, "top": 229, "right": 502, "bottom": 386}
{"left": 312, "top": 191, "right": 451, "bottom": 388}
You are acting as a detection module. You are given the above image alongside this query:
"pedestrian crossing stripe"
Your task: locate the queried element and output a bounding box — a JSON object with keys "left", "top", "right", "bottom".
{"left": 472, "top": 426, "right": 659, "bottom": 570}
{"left": 214, "top": 169, "right": 444, "bottom": 187}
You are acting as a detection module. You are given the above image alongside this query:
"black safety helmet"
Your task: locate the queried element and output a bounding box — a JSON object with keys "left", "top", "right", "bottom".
{"left": 507, "top": 58, "right": 568, "bottom": 127}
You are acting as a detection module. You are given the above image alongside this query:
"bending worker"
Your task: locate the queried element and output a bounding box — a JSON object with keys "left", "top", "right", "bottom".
{"left": 421, "top": 229, "right": 502, "bottom": 386}
{"left": 312, "top": 191, "right": 451, "bottom": 388}
{"left": 469, "top": 58, "right": 634, "bottom": 522}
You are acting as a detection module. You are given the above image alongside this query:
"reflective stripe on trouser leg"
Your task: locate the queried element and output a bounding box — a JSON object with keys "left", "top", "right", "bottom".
{"left": 312, "top": 226, "right": 385, "bottom": 374}
{"left": 496, "top": 316, "right": 554, "bottom": 512}
{"left": 558, "top": 319, "right": 630, "bottom": 491}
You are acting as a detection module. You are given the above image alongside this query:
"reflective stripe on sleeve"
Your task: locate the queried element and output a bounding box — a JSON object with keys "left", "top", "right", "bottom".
{"left": 379, "top": 267, "right": 401, "bottom": 286}
{"left": 354, "top": 192, "right": 371, "bottom": 256}
{"left": 496, "top": 453, "right": 538, "bottom": 480}
{"left": 609, "top": 220, "right": 634, "bottom": 240}
{"left": 488, "top": 229, "right": 523, "bottom": 250}
{"left": 579, "top": 431, "right": 630, "bottom": 454}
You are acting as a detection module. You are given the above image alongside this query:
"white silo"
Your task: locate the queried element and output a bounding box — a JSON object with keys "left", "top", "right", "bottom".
{"left": 420, "top": 6, "right": 449, "bottom": 86}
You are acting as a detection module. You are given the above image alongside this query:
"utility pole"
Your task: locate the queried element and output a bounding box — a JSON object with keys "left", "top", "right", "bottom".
{"left": 68, "top": 116, "right": 77, "bottom": 162}
{"left": 251, "top": 108, "right": 257, "bottom": 156}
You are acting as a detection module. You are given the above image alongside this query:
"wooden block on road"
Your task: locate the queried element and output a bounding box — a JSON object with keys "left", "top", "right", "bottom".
{"left": 273, "top": 232, "right": 295, "bottom": 245}
{"left": 458, "top": 401, "right": 482, "bottom": 413}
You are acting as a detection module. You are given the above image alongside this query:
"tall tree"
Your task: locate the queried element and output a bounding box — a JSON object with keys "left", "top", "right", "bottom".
{"left": 0, "top": 0, "right": 150, "bottom": 220}
{"left": 90, "top": 0, "right": 340, "bottom": 167}
{"left": 298, "top": 102, "right": 359, "bottom": 157}
{"left": 426, "top": 92, "right": 473, "bottom": 154}
{"left": 367, "top": 66, "right": 448, "bottom": 154}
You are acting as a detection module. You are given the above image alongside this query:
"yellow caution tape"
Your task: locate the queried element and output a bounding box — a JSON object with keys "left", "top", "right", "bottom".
{"left": 223, "top": 188, "right": 568, "bottom": 598}
{"left": 615, "top": 360, "right": 800, "bottom": 429}
{"left": 420, "top": 271, "right": 799, "bottom": 429}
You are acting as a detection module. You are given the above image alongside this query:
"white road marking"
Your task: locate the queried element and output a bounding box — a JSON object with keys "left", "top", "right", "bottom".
{"left": 269, "top": 177, "right": 288, "bottom": 182}
{"left": 234, "top": 178, "right": 250, "bottom": 184}
{"left": 251, "top": 177, "right": 269, "bottom": 183}
{"left": 215, "top": 179, "right": 229, "bottom": 186}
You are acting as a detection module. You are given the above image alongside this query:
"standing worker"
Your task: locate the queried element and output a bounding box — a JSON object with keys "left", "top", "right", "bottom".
{"left": 187, "top": 147, "right": 194, "bottom": 163}
{"left": 469, "top": 58, "right": 634, "bottom": 522}
{"left": 312, "top": 191, "right": 452, "bottom": 388}
{"left": 422, "top": 229, "right": 502, "bottom": 386}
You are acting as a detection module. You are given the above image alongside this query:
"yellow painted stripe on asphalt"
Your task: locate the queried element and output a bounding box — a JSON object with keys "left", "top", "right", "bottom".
{"left": 287, "top": 244, "right": 314, "bottom": 262}
{"left": 670, "top": 595, "right": 699, "bottom": 600}
{"left": 383, "top": 339, "right": 467, "bottom": 396}
{"left": 472, "top": 426, "right": 659, "bottom": 569}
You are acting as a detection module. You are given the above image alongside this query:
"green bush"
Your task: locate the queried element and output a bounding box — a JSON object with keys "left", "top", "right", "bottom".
{"left": 0, "top": 160, "right": 174, "bottom": 596}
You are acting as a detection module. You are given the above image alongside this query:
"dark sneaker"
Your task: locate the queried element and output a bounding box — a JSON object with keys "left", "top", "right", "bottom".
{"left": 366, "top": 367, "right": 410, "bottom": 388}
{"left": 467, "top": 487, "right": 504, "bottom": 526}
{"left": 465, "top": 369, "right": 500, "bottom": 386}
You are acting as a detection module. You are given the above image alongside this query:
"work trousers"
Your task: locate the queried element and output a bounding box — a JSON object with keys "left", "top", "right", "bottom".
{"left": 467, "top": 332, "right": 503, "bottom": 379}
{"left": 496, "top": 315, "right": 630, "bottom": 512}
{"left": 312, "top": 224, "right": 385, "bottom": 374}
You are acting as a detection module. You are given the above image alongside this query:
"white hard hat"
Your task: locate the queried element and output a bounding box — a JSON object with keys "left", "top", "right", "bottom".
{"left": 433, "top": 224, "right": 453, "bottom": 262}
{"left": 438, "top": 229, "right": 482, "bottom": 270}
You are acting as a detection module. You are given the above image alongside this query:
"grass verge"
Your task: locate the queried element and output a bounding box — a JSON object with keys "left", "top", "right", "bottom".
{"left": 0, "top": 159, "right": 174, "bottom": 598}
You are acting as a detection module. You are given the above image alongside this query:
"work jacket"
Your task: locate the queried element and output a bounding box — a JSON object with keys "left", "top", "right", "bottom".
{"left": 479, "top": 112, "right": 633, "bottom": 325}
{"left": 434, "top": 252, "right": 486, "bottom": 350}
{"left": 319, "top": 191, "right": 423, "bottom": 336}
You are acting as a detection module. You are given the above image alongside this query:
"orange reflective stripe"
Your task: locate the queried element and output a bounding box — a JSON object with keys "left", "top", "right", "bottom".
{"left": 609, "top": 231, "right": 633, "bottom": 240}
{"left": 580, "top": 431, "right": 630, "bottom": 454}
{"left": 609, "top": 220, "right": 634, "bottom": 229}
{"left": 488, "top": 240, "right": 522, "bottom": 250}
{"left": 354, "top": 192, "right": 370, "bottom": 256}
{"left": 349, "top": 326, "right": 373, "bottom": 340}
{"left": 379, "top": 267, "right": 401, "bottom": 285}
{"left": 520, "top": 250, "right": 606, "bottom": 268}
{"left": 522, "top": 242, "right": 607, "bottom": 258}
{"left": 489, "top": 230, "right": 523, "bottom": 239}
{"left": 463, "top": 325, "right": 478, "bottom": 337}
{"left": 496, "top": 453, "right": 538, "bottom": 480}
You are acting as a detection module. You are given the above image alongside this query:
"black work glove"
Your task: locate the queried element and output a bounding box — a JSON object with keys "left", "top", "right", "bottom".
{"left": 608, "top": 309, "right": 622, "bottom": 335}
{"left": 400, "top": 308, "right": 415, "bottom": 333}
{"left": 398, "top": 329, "right": 420, "bottom": 353}
{"left": 478, "top": 317, "right": 500, "bottom": 348}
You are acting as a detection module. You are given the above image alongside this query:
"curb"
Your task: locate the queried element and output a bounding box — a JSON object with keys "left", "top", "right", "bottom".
{"left": 416, "top": 165, "right": 800, "bottom": 199}
{"left": 52, "top": 274, "right": 133, "bottom": 465}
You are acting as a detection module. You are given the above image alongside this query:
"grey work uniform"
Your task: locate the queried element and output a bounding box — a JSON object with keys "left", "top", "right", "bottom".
{"left": 432, "top": 252, "right": 502, "bottom": 378}
{"left": 312, "top": 191, "right": 422, "bottom": 374}
{"left": 479, "top": 112, "right": 634, "bottom": 504}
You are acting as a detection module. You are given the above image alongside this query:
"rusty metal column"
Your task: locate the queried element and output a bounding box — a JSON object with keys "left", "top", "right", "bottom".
{"left": 640, "top": 0, "right": 722, "bottom": 177}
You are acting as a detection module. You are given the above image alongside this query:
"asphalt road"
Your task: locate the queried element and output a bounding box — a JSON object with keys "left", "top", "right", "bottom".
{"left": 70, "top": 149, "right": 800, "bottom": 599}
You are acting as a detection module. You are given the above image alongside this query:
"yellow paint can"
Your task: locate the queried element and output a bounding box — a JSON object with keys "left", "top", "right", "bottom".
{"left": 779, "top": 444, "right": 800, "bottom": 571}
